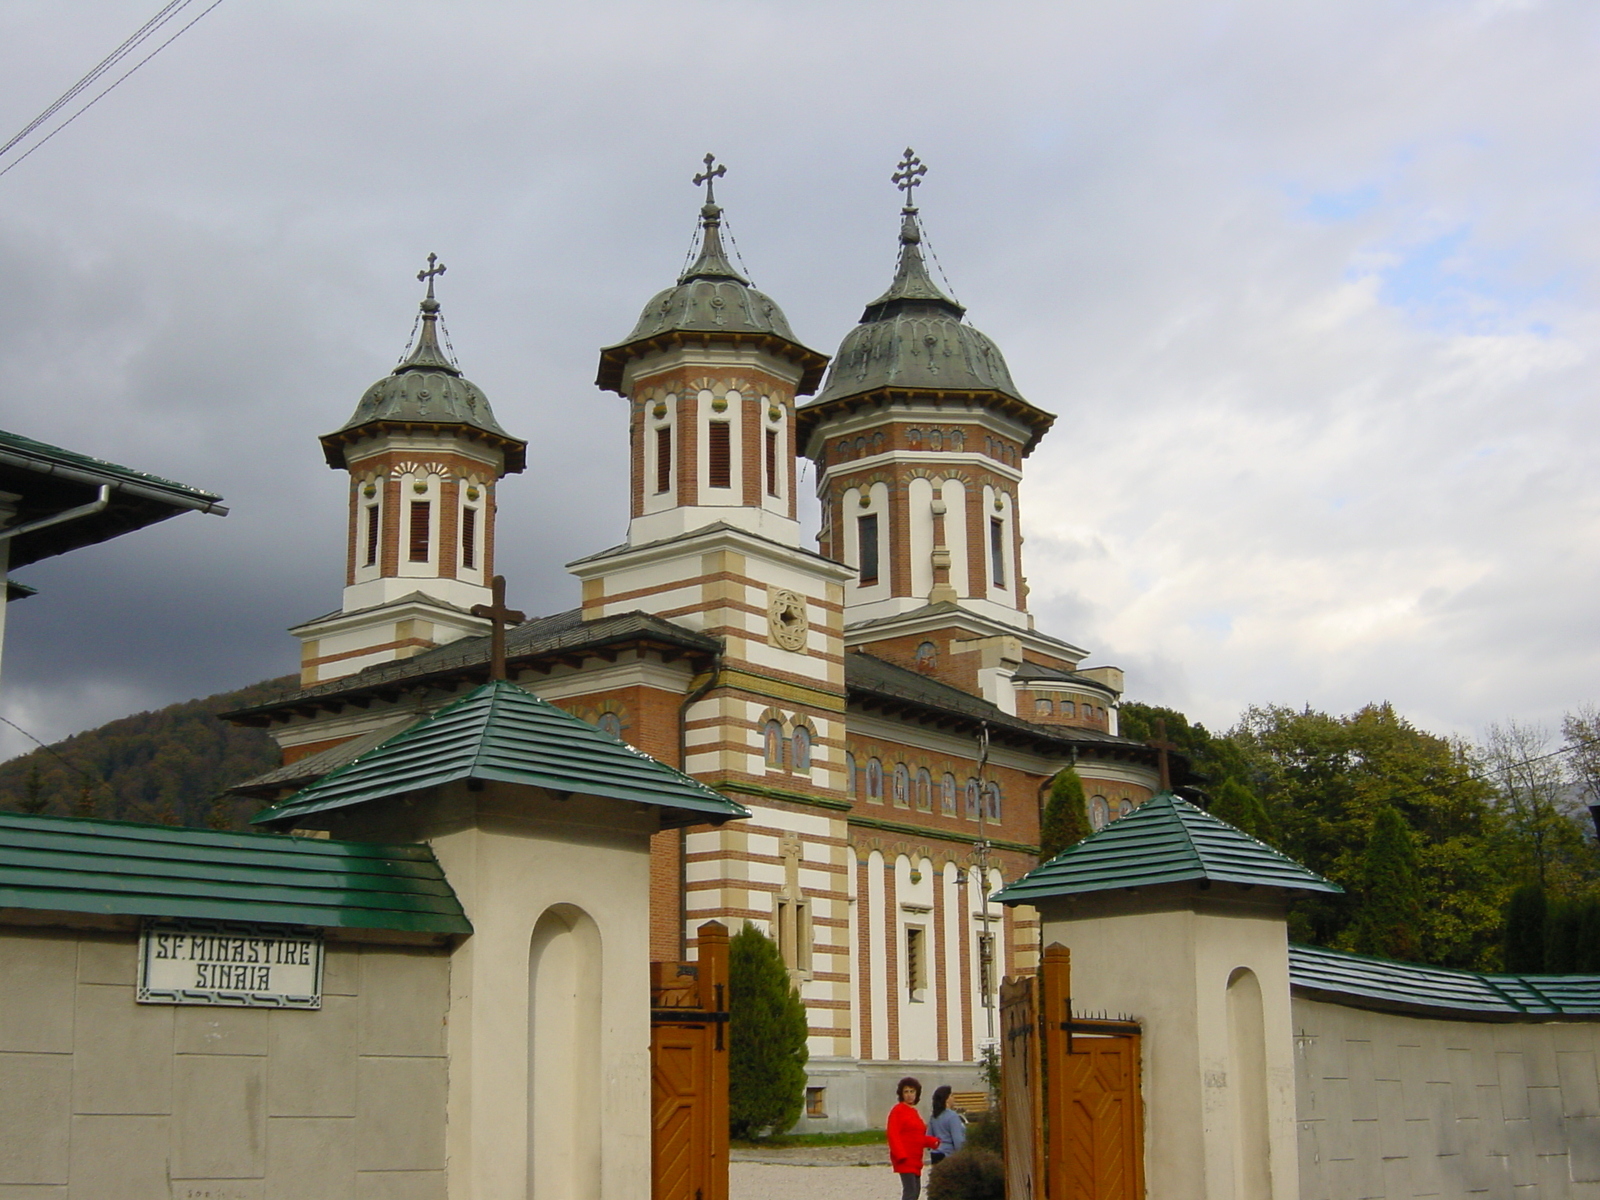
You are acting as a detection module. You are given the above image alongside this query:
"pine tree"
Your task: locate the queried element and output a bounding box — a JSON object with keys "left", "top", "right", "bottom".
{"left": 1545, "top": 899, "right": 1583, "bottom": 974}
{"left": 19, "top": 764, "right": 46, "bottom": 815}
{"left": 728, "top": 922, "right": 809, "bottom": 1139}
{"left": 1039, "top": 767, "right": 1090, "bottom": 862}
{"left": 1350, "top": 805, "right": 1423, "bottom": 961}
{"left": 1208, "top": 776, "right": 1272, "bottom": 841}
{"left": 1503, "top": 884, "right": 1548, "bottom": 973}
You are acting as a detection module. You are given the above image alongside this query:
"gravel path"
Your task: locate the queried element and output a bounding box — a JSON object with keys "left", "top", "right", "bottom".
{"left": 731, "top": 1161, "right": 902, "bottom": 1200}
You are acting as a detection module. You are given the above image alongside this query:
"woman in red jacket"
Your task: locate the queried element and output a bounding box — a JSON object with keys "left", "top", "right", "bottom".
{"left": 887, "top": 1076, "right": 941, "bottom": 1200}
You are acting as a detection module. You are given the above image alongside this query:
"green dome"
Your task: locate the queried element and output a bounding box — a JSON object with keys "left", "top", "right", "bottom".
{"left": 323, "top": 293, "right": 525, "bottom": 472}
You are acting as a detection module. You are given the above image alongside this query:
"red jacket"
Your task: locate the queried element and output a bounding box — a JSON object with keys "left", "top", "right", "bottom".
{"left": 887, "top": 1102, "right": 940, "bottom": 1173}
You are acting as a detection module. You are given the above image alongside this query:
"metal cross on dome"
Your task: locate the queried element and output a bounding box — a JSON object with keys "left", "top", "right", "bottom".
{"left": 693, "top": 153, "right": 727, "bottom": 206}
{"left": 417, "top": 253, "right": 446, "bottom": 300}
{"left": 1147, "top": 718, "right": 1180, "bottom": 793}
{"left": 892, "top": 148, "right": 927, "bottom": 207}
{"left": 471, "top": 575, "right": 526, "bottom": 682}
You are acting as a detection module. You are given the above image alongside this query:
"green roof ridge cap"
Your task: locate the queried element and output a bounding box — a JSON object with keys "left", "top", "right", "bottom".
{"left": 253, "top": 680, "right": 748, "bottom": 827}
{"left": 994, "top": 790, "right": 1339, "bottom": 904}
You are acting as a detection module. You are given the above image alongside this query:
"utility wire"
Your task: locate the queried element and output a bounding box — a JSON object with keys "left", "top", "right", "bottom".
{"left": 0, "top": 0, "right": 228, "bottom": 182}
{"left": 0, "top": 713, "right": 121, "bottom": 811}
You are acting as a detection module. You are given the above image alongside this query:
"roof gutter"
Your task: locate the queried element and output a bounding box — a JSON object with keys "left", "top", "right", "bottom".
{"left": 0, "top": 484, "right": 111, "bottom": 545}
{"left": 0, "top": 448, "right": 228, "bottom": 516}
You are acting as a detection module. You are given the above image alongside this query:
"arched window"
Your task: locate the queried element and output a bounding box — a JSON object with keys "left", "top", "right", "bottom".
{"left": 929, "top": 429, "right": 943, "bottom": 451}
{"left": 837, "top": 439, "right": 851, "bottom": 461}
{"left": 986, "top": 782, "right": 1002, "bottom": 821}
{"left": 846, "top": 751, "right": 858, "bottom": 799}
{"left": 596, "top": 712, "right": 622, "bottom": 739}
{"left": 1089, "top": 795, "right": 1110, "bottom": 830}
{"left": 908, "top": 428, "right": 922, "bottom": 447}
{"left": 764, "top": 721, "right": 784, "bottom": 769}
{"left": 854, "top": 436, "right": 867, "bottom": 456}
{"left": 950, "top": 429, "right": 965, "bottom": 450}
{"left": 892, "top": 764, "right": 910, "bottom": 808}
{"left": 1035, "top": 696, "right": 1054, "bottom": 716}
{"left": 866, "top": 758, "right": 884, "bottom": 803}
{"left": 965, "top": 778, "right": 981, "bottom": 818}
{"left": 1117, "top": 797, "right": 1134, "bottom": 821}
{"left": 916, "top": 768, "right": 933, "bottom": 812}
{"left": 792, "top": 726, "right": 813, "bottom": 773}
{"left": 941, "top": 773, "right": 958, "bottom": 816}
{"left": 915, "top": 641, "right": 937, "bottom": 673}
{"left": 871, "top": 431, "right": 885, "bottom": 453}
{"left": 1063, "top": 700, "right": 1076, "bottom": 718}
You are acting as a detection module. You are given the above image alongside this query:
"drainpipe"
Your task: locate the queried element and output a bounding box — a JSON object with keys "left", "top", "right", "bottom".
{"left": 0, "top": 485, "right": 113, "bottom": 546}
{"left": 676, "top": 643, "right": 724, "bottom": 958}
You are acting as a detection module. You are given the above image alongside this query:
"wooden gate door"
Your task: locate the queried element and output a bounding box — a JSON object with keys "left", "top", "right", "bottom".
{"left": 1000, "top": 972, "right": 1043, "bottom": 1200}
{"left": 651, "top": 921, "right": 729, "bottom": 1200}
{"left": 1007, "top": 944, "right": 1144, "bottom": 1200}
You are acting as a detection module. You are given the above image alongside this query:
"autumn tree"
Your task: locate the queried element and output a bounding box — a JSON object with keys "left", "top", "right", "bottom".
{"left": 1482, "top": 720, "right": 1590, "bottom": 892}
{"left": 1228, "top": 702, "right": 1506, "bottom": 969}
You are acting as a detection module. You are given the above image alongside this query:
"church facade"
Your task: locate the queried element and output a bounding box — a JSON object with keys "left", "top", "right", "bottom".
{"left": 225, "top": 155, "right": 1166, "bottom": 1129}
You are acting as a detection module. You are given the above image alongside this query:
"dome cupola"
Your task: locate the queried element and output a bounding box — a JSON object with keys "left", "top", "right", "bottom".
{"left": 322, "top": 255, "right": 526, "bottom": 473}
{"left": 597, "top": 156, "right": 826, "bottom": 395}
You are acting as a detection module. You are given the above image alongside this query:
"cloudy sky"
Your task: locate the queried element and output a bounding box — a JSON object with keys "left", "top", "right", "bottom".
{"left": 0, "top": 0, "right": 1595, "bottom": 759}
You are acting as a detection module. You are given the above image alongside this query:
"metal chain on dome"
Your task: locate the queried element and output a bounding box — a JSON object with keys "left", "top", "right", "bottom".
{"left": 438, "top": 314, "right": 461, "bottom": 368}
{"left": 914, "top": 211, "right": 963, "bottom": 311}
{"left": 719, "top": 211, "right": 756, "bottom": 286}
{"left": 397, "top": 309, "right": 423, "bottom": 365}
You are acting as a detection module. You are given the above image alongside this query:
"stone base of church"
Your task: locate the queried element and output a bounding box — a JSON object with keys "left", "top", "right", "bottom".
{"left": 791, "top": 1057, "right": 989, "bottom": 1134}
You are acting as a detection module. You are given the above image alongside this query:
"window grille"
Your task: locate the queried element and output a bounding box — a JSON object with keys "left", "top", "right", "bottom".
{"left": 858, "top": 514, "right": 880, "bottom": 585}
{"left": 461, "top": 506, "right": 477, "bottom": 570}
{"left": 364, "top": 505, "right": 379, "bottom": 568}
{"left": 655, "top": 426, "right": 672, "bottom": 494}
{"left": 408, "top": 501, "right": 431, "bottom": 562}
{"left": 708, "top": 421, "right": 731, "bottom": 488}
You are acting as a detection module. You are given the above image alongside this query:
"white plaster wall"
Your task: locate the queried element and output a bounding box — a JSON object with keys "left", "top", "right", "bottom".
{"left": 1038, "top": 891, "right": 1300, "bottom": 1200}
{"left": 941, "top": 478, "right": 969, "bottom": 601}
{"left": 908, "top": 476, "right": 935, "bottom": 600}
{"left": 414, "top": 783, "right": 656, "bottom": 1200}
{"left": 867, "top": 849, "right": 887, "bottom": 1060}
{"left": 1294, "top": 997, "right": 1600, "bottom": 1200}
{"left": 897, "top": 854, "right": 939, "bottom": 1062}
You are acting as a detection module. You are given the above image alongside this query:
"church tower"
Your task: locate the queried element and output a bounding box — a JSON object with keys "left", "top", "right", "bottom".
{"left": 573, "top": 159, "right": 858, "bottom": 1058}
{"left": 798, "top": 154, "right": 1124, "bottom": 724}
{"left": 293, "top": 258, "right": 527, "bottom": 686}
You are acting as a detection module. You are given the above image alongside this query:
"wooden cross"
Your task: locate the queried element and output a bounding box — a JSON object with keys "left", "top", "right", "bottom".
{"left": 693, "top": 153, "right": 727, "bottom": 206}
{"left": 1147, "top": 718, "right": 1180, "bottom": 793}
{"left": 892, "top": 147, "right": 927, "bottom": 205}
{"left": 470, "top": 575, "right": 525, "bottom": 682}
{"left": 416, "top": 253, "right": 446, "bottom": 300}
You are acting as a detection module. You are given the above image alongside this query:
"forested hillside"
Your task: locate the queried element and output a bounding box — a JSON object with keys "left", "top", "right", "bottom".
{"left": 0, "top": 676, "right": 293, "bottom": 829}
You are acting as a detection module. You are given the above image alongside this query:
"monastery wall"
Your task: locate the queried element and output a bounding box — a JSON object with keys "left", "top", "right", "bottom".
{"left": 0, "top": 923, "right": 450, "bottom": 1199}
{"left": 1294, "top": 998, "right": 1600, "bottom": 1200}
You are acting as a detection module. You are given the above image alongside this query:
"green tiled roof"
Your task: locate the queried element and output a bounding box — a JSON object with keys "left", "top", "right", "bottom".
{"left": 0, "top": 811, "right": 469, "bottom": 934}
{"left": 1289, "top": 942, "right": 1600, "bottom": 1020}
{"left": 993, "top": 791, "right": 1340, "bottom": 904}
{"left": 253, "top": 680, "right": 749, "bottom": 829}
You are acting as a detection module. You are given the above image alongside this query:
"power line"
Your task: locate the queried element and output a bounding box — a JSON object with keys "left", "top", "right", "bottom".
{"left": 0, "top": 0, "right": 228, "bottom": 182}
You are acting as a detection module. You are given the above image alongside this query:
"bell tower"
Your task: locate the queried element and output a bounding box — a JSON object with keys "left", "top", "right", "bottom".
{"left": 797, "top": 151, "right": 1056, "bottom": 630}
{"left": 293, "top": 257, "right": 527, "bottom": 686}
{"left": 573, "top": 160, "right": 856, "bottom": 1058}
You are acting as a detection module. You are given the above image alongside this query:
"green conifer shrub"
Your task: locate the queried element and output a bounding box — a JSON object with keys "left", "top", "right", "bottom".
{"left": 728, "top": 922, "right": 809, "bottom": 1140}
{"left": 1208, "top": 776, "right": 1272, "bottom": 841}
{"left": 1350, "top": 805, "right": 1423, "bottom": 960}
{"left": 1545, "top": 899, "right": 1584, "bottom": 974}
{"left": 1503, "top": 884, "right": 1548, "bottom": 973}
{"left": 1038, "top": 768, "right": 1089, "bottom": 862}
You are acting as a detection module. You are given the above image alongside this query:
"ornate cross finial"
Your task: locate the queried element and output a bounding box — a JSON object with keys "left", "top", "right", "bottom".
{"left": 1147, "top": 718, "right": 1180, "bottom": 793}
{"left": 693, "top": 153, "right": 727, "bottom": 207}
{"left": 470, "top": 575, "right": 526, "bottom": 682}
{"left": 892, "top": 147, "right": 927, "bottom": 209}
{"left": 417, "top": 253, "right": 446, "bottom": 301}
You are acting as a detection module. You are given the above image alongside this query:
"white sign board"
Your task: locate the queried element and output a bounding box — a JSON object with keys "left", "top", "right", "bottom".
{"left": 138, "top": 918, "right": 323, "bottom": 1008}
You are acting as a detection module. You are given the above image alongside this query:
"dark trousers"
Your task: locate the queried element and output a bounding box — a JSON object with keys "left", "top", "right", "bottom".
{"left": 931, "top": 1153, "right": 947, "bottom": 1165}
{"left": 899, "top": 1170, "right": 921, "bottom": 1200}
